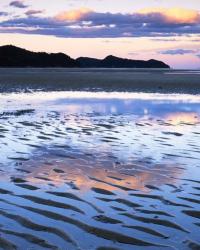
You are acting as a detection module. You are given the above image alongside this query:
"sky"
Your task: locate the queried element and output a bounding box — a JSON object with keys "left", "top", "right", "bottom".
{"left": 0, "top": 0, "right": 200, "bottom": 68}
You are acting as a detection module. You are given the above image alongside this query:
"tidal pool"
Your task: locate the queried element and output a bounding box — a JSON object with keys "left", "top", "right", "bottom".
{"left": 0, "top": 91, "right": 200, "bottom": 250}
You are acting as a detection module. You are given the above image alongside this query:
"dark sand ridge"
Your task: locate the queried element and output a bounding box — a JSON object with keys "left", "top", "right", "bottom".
{"left": 0, "top": 68, "right": 200, "bottom": 94}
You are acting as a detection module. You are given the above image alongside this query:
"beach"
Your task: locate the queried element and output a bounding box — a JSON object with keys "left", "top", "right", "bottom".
{"left": 0, "top": 68, "right": 200, "bottom": 94}
{"left": 0, "top": 91, "right": 200, "bottom": 249}
{"left": 1, "top": 0, "right": 200, "bottom": 248}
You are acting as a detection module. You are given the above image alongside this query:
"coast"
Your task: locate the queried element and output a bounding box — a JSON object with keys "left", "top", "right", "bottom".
{"left": 0, "top": 68, "right": 200, "bottom": 94}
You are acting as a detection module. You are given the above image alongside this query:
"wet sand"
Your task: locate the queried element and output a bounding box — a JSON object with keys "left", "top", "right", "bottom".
{"left": 0, "top": 92, "right": 200, "bottom": 249}
{"left": 0, "top": 68, "right": 200, "bottom": 94}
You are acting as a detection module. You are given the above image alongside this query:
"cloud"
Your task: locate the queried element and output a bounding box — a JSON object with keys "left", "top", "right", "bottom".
{"left": 192, "top": 39, "right": 200, "bottom": 42}
{"left": 25, "top": 10, "right": 44, "bottom": 16}
{"left": 0, "top": 12, "right": 8, "bottom": 16}
{"left": 128, "top": 52, "right": 139, "bottom": 56}
{"left": 160, "top": 49, "right": 196, "bottom": 55}
{"left": 150, "top": 38, "right": 178, "bottom": 42}
{"left": 56, "top": 8, "right": 91, "bottom": 21}
{"left": 196, "top": 54, "right": 200, "bottom": 58}
{"left": 9, "top": 0, "right": 28, "bottom": 8}
{"left": 0, "top": 7, "right": 200, "bottom": 38}
{"left": 138, "top": 7, "right": 200, "bottom": 24}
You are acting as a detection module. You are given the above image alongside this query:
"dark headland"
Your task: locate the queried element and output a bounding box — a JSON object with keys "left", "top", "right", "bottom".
{"left": 0, "top": 45, "right": 169, "bottom": 68}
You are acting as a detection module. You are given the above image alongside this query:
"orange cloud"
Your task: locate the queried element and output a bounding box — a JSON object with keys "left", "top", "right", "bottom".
{"left": 56, "top": 8, "right": 92, "bottom": 21}
{"left": 138, "top": 7, "right": 200, "bottom": 24}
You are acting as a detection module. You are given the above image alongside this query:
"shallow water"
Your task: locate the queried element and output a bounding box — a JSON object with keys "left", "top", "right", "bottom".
{"left": 0, "top": 91, "right": 200, "bottom": 250}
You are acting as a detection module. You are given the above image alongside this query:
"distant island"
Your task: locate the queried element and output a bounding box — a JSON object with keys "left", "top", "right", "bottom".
{"left": 0, "top": 45, "right": 170, "bottom": 68}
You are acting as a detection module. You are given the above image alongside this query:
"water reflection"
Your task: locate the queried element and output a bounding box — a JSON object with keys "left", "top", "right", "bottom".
{"left": 165, "top": 112, "right": 199, "bottom": 125}
{"left": 9, "top": 151, "right": 182, "bottom": 193}
{"left": 0, "top": 92, "right": 200, "bottom": 249}
{"left": 0, "top": 91, "right": 200, "bottom": 167}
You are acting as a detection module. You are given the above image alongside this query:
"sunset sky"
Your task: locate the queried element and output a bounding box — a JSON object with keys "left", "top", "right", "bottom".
{"left": 0, "top": 0, "right": 200, "bottom": 68}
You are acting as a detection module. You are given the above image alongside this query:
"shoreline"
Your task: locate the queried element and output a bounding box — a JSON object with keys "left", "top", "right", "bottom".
{"left": 0, "top": 68, "right": 200, "bottom": 94}
{"left": 1, "top": 91, "right": 200, "bottom": 101}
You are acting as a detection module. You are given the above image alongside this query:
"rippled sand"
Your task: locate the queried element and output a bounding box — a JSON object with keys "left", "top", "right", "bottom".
{"left": 0, "top": 92, "right": 200, "bottom": 250}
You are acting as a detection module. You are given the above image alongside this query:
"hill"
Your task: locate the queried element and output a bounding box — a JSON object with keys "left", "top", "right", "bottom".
{"left": 0, "top": 45, "right": 170, "bottom": 68}
{"left": 0, "top": 45, "right": 78, "bottom": 67}
{"left": 77, "top": 55, "right": 169, "bottom": 68}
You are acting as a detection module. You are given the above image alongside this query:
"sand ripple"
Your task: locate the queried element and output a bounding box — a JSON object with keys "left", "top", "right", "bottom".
{"left": 0, "top": 92, "right": 199, "bottom": 249}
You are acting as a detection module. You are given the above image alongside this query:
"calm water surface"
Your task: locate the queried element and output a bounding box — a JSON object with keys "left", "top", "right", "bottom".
{"left": 0, "top": 92, "right": 200, "bottom": 250}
